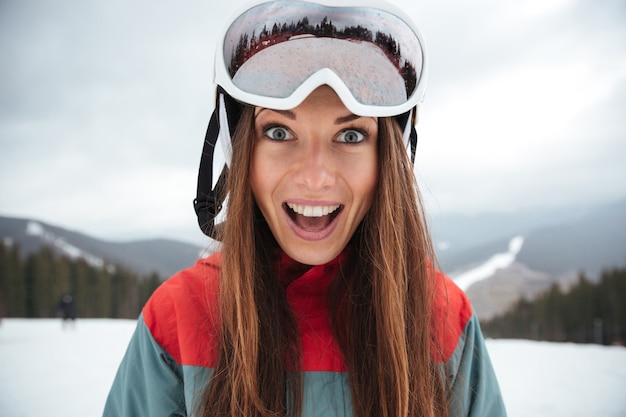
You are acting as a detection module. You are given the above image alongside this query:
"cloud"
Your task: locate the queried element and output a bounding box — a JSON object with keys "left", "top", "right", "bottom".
{"left": 412, "top": 0, "right": 626, "bottom": 214}
{"left": 1, "top": 0, "right": 625, "bottom": 242}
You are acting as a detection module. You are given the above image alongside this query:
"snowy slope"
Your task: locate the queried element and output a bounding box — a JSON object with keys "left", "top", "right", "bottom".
{"left": 451, "top": 236, "right": 525, "bottom": 291}
{"left": 0, "top": 216, "right": 207, "bottom": 278}
{"left": 1, "top": 319, "right": 625, "bottom": 417}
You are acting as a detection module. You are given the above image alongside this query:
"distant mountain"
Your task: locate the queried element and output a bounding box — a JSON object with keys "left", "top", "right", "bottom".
{"left": 2, "top": 198, "right": 625, "bottom": 318}
{"left": 430, "top": 199, "right": 626, "bottom": 320}
{"left": 432, "top": 199, "right": 626, "bottom": 279}
{"left": 0, "top": 216, "right": 207, "bottom": 278}
{"left": 517, "top": 200, "right": 626, "bottom": 278}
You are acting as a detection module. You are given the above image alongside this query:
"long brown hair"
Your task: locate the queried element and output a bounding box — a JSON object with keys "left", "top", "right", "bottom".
{"left": 197, "top": 106, "right": 448, "bottom": 417}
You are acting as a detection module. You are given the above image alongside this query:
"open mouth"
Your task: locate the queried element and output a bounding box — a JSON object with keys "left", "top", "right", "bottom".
{"left": 284, "top": 202, "right": 343, "bottom": 232}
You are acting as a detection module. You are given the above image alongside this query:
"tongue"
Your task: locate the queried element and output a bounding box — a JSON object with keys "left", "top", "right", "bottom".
{"left": 294, "top": 213, "right": 331, "bottom": 232}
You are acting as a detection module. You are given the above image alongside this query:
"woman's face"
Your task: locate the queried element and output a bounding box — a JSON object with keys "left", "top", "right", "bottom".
{"left": 250, "top": 86, "right": 379, "bottom": 265}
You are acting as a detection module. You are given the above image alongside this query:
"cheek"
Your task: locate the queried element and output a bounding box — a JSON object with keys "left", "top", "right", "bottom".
{"left": 249, "top": 148, "right": 281, "bottom": 214}
{"left": 360, "top": 161, "right": 379, "bottom": 207}
{"left": 350, "top": 153, "right": 378, "bottom": 201}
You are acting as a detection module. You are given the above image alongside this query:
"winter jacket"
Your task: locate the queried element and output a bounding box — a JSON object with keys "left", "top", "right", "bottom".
{"left": 103, "top": 251, "right": 507, "bottom": 416}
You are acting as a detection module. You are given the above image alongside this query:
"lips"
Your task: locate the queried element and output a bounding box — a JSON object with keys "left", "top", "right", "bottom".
{"left": 284, "top": 202, "right": 342, "bottom": 233}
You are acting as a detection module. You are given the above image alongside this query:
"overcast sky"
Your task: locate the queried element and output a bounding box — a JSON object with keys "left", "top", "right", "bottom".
{"left": 1, "top": 0, "right": 625, "bottom": 244}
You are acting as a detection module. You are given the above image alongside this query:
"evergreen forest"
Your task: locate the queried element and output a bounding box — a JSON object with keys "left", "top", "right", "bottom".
{"left": 0, "top": 242, "right": 161, "bottom": 319}
{"left": 2, "top": 241, "right": 625, "bottom": 347}
{"left": 481, "top": 265, "right": 626, "bottom": 345}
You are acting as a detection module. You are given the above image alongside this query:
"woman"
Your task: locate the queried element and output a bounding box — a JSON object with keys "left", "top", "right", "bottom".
{"left": 104, "top": 1, "right": 507, "bottom": 416}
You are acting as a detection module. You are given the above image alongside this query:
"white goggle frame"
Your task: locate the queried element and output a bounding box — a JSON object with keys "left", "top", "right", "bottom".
{"left": 214, "top": 0, "right": 428, "bottom": 117}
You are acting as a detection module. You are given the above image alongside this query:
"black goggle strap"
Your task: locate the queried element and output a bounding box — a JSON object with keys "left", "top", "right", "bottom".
{"left": 398, "top": 106, "right": 418, "bottom": 163}
{"left": 193, "top": 88, "right": 241, "bottom": 239}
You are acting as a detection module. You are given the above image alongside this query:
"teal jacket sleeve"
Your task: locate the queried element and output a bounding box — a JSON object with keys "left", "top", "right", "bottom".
{"left": 103, "top": 314, "right": 187, "bottom": 417}
{"left": 447, "top": 314, "right": 507, "bottom": 417}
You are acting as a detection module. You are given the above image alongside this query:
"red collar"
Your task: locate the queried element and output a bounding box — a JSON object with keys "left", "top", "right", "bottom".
{"left": 276, "top": 249, "right": 347, "bottom": 289}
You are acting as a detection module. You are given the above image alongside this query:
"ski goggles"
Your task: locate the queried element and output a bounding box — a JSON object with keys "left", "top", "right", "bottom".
{"left": 214, "top": 0, "right": 427, "bottom": 117}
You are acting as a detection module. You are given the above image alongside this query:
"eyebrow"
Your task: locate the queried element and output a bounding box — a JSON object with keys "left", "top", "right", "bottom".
{"left": 335, "top": 113, "right": 364, "bottom": 124}
{"left": 257, "top": 108, "right": 373, "bottom": 125}
{"left": 260, "top": 109, "right": 296, "bottom": 120}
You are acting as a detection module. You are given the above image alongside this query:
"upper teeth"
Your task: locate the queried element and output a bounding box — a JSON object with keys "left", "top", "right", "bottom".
{"left": 287, "top": 203, "right": 340, "bottom": 217}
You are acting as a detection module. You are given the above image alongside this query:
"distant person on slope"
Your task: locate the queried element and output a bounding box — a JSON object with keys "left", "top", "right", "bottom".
{"left": 56, "top": 293, "right": 76, "bottom": 328}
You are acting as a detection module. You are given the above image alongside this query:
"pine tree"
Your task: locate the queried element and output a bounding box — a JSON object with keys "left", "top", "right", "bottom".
{"left": 1, "top": 243, "right": 163, "bottom": 319}
{"left": 481, "top": 262, "right": 626, "bottom": 345}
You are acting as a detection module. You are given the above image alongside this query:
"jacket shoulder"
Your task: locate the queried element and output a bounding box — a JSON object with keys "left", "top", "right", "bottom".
{"left": 142, "top": 252, "right": 222, "bottom": 367}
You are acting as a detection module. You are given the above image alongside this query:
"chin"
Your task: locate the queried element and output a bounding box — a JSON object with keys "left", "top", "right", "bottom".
{"left": 284, "top": 245, "right": 342, "bottom": 266}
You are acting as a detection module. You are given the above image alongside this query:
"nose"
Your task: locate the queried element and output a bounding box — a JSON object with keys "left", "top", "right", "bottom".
{"left": 293, "top": 141, "right": 335, "bottom": 191}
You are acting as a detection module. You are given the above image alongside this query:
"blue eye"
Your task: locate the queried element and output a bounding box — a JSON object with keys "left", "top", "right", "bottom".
{"left": 264, "top": 126, "right": 293, "bottom": 141}
{"left": 337, "top": 129, "right": 366, "bottom": 143}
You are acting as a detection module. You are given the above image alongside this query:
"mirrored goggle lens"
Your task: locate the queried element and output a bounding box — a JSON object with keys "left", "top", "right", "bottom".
{"left": 222, "top": 0, "right": 424, "bottom": 107}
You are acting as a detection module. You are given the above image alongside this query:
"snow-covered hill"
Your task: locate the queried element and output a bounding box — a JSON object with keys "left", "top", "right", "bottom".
{"left": 2, "top": 198, "right": 625, "bottom": 317}
{"left": 432, "top": 198, "right": 626, "bottom": 280}
{"left": 0, "top": 319, "right": 624, "bottom": 417}
{"left": 0, "top": 216, "right": 209, "bottom": 278}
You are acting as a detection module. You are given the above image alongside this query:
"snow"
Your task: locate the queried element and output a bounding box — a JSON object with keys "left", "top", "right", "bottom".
{"left": 0, "top": 319, "right": 135, "bottom": 416}
{"left": 452, "top": 235, "right": 525, "bottom": 291}
{"left": 24, "top": 221, "right": 113, "bottom": 272}
{"left": 488, "top": 339, "right": 626, "bottom": 417}
{"left": 25, "top": 221, "right": 45, "bottom": 237}
{"left": 1, "top": 319, "right": 625, "bottom": 417}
